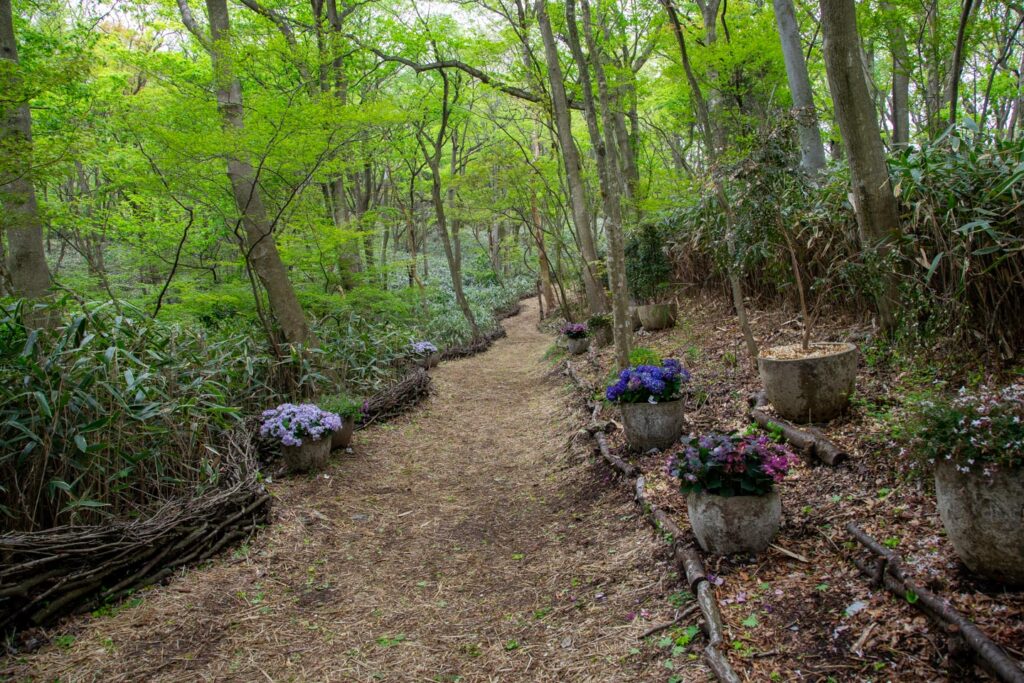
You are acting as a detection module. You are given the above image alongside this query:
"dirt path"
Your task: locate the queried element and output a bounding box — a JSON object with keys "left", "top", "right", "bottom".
{"left": 8, "top": 299, "right": 690, "bottom": 682}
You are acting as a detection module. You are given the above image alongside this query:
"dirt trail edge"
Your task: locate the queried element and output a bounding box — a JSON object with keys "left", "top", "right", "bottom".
{"left": 6, "top": 298, "right": 699, "bottom": 683}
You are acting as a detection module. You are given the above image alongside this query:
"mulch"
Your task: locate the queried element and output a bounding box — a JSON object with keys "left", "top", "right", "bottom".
{"left": 570, "top": 293, "right": 1024, "bottom": 681}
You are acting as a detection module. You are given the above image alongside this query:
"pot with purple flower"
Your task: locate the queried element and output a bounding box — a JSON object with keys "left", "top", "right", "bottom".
{"left": 561, "top": 322, "right": 590, "bottom": 355}
{"left": 606, "top": 359, "right": 690, "bottom": 451}
{"left": 909, "top": 385, "right": 1024, "bottom": 585}
{"left": 670, "top": 433, "right": 796, "bottom": 554}
{"left": 260, "top": 403, "right": 342, "bottom": 473}
{"left": 410, "top": 341, "right": 440, "bottom": 368}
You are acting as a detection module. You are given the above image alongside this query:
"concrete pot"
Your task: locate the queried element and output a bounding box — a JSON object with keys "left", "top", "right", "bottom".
{"left": 628, "top": 307, "right": 642, "bottom": 331}
{"left": 417, "top": 352, "right": 441, "bottom": 369}
{"left": 566, "top": 336, "right": 590, "bottom": 355}
{"left": 592, "top": 326, "right": 613, "bottom": 347}
{"left": 935, "top": 461, "right": 1024, "bottom": 585}
{"left": 330, "top": 420, "right": 355, "bottom": 450}
{"left": 283, "top": 436, "right": 331, "bottom": 474}
{"left": 619, "top": 399, "right": 685, "bottom": 451}
{"left": 637, "top": 303, "right": 677, "bottom": 331}
{"left": 688, "top": 489, "right": 781, "bottom": 555}
{"left": 757, "top": 342, "right": 858, "bottom": 423}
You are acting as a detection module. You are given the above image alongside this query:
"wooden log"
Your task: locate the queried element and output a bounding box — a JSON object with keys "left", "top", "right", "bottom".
{"left": 595, "top": 432, "right": 639, "bottom": 479}
{"left": 678, "top": 547, "right": 706, "bottom": 590}
{"left": 847, "top": 523, "right": 1024, "bottom": 683}
{"left": 704, "top": 644, "right": 743, "bottom": 683}
{"left": 696, "top": 580, "right": 725, "bottom": 646}
{"left": 749, "top": 407, "right": 849, "bottom": 466}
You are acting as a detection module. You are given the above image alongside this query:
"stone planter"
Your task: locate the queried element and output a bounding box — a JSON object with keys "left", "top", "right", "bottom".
{"left": 592, "top": 326, "right": 613, "bottom": 347}
{"left": 566, "top": 336, "right": 590, "bottom": 355}
{"left": 283, "top": 436, "right": 332, "bottom": 473}
{"left": 934, "top": 461, "right": 1024, "bottom": 585}
{"left": 417, "top": 352, "right": 441, "bottom": 369}
{"left": 688, "top": 489, "right": 782, "bottom": 555}
{"left": 757, "top": 342, "right": 858, "bottom": 423}
{"left": 619, "top": 399, "right": 685, "bottom": 451}
{"left": 330, "top": 420, "right": 355, "bottom": 450}
{"left": 637, "top": 303, "right": 676, "bottom": 331}
{"left": 628, "top": 306, "right": 642, "bottom": 331}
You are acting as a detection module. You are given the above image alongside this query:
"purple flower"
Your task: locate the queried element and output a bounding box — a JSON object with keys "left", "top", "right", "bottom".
{"left": 260, "top": 403, "right": 342, "bottom": 447}
{"left": 670, "top": 432, "right": 796, "bottom": 496}
{"left": 560, "top": 322, "right": 589, "bottom": 339}
{"left": 605, "top": 359, "right": 690, "bottom": 405}
{"left": 410, "top": 341, "right": 438, "bottom": 355}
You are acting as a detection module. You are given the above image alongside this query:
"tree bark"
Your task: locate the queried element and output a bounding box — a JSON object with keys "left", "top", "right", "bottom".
{"left": 880, "top": 1, "right": 911, "bottom": 146}
{"left": 0, "top": 0, "right": 52, "bottom": 302}
{"left": 659, "top": 0, "right": 760, "bottom": 365}
{"left": 536, "top": 0, "right": 608, "bottom": 317}
{"left": 773, "top": 0, "right": 827, "bottom": 172}
{"left": 177, "top": 0, "right": 313, "bottom": 346}
{"left": 819, "top": 0, "right": 900, "bottom": 332}
{"left": 572, "top": 0, "right": 631, "bottom": 369}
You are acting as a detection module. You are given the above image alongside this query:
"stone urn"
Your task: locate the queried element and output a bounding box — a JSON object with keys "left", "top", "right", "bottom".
{"left": 592, "top": 326, "right": 613, "bottom": 347}
{"left": 628, "top": 306, "right": 642, "bottom": 331}
{"left": 330, "top": 420, "right": 355, "bottom": 450}
{"left": 688, "top": 490, "right": 782, "bottom": 555}
{"left": 757, "top": 342, "right": 858, "bottom": 423}
{"left": 418, "top": 352, "right": 441, "bottom": 369}
{"left": 619, "top": 399, "right": 685, "bottom": 451}
{"left": 283, "top": 436, "right": 332, "bottom": 474}
{"left": 566, "top": 336, "right": 590, "bottom": 355}
{"left": 637, "top": 303, "right": 676, "bottom": 331}
{"left": 934, "top": 461, "right": 1024, "bottom": 585}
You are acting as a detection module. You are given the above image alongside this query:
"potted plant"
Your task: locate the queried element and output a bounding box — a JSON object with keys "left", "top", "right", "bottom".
{"left": 319, "top": 395, "right": 362, "bottom": 450}
{"left": 739, "top": 129, "right": 857, "bottom": 423}
{"left": 260, "top": 403, "right": 342, "bottom": 473}
{"left": 605, "top": 359, "right": 690, "bottom": 450}
{"left": 625, "top": 223, "right": 676, "bottom": 331}
{"left": 587, "top": 313, "right": 613, "bottom": 347}
{"left": 561, "top": 322, "right": 590, "bottom": 355}
{"left": 410, "top": 340, "right": 440, "bottom": 369}
{"left": 670, "top": 433, "right": 796, "bottom": 554}
{"left": 908, "top": 385, "right": 1024, "bottom": 585}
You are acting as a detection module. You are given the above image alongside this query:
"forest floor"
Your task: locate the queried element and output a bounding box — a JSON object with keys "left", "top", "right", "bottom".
{"left": 3, "top": 298, "right": 705, "bottom": 682}
{"left": 566, "top": 294, "right": 1024, "bottom": 682}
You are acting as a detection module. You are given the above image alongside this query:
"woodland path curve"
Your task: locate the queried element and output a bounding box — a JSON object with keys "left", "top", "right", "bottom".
{"left": 8, "top": 298, "right": 689, "bottom": 682}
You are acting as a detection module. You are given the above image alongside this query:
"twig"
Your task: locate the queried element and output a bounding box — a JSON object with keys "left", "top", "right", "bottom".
{"left": 638, "top": 603, "right": 700, "bottom": 639}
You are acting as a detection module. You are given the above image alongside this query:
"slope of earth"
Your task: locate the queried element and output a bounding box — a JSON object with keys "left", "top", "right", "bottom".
{"left": 2, "top": 298, "right": 705, "bottom": 683}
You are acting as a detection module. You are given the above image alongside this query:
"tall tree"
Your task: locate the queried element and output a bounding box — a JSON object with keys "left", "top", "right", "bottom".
{"left": 536, "top": 0, "right": 609, "bottom": 317}
{"left": 819, "top": 0, "right": 900, "bottom": 332}
{"left": 176, "top": 0, "right": 313, "bottom": 346}
{"left": 773, "top": 0, "right": 827, "bottom": 172}
{"left": 0, "top": 0, "right": 51, "bottom": 301}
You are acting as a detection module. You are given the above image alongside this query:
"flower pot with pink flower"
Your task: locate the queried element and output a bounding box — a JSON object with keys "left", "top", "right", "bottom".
{"left": 260, "top": 403, "right": 342, "bottom": 473}
{"left": 561, "top": 322, "right": 590, "bottom": 355}
{"left": 670, "top": 433, "right": 796, "bottom": 555}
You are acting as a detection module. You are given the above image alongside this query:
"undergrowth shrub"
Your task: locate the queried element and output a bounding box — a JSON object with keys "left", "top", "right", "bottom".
{"left": 0, "top": 299, "right": 302, "bottom": 531}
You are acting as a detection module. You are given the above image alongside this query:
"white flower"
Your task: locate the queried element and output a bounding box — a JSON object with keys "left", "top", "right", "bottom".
{"left": 648, "top": 396, "right": 658, "bottom": 404}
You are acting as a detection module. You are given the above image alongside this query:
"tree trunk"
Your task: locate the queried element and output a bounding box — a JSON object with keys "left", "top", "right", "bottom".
{"left": 536, "top": 0, "right": 608, "bottom": 317}
{"left": 819, "top": 0, "right": 900, "bottom": 332}
{"left": 773, "top": 0, "right": 827, "bottom": 172}
{"left": 660, "top": 0, "right": 760, "bottom": 365}
{"left": 881, "top": 1, "right": 911, "bottom": 146}
{"left": 200, "top": 0, "right": 313, "bottom": 345}
{"left": 0, "top": 0, "right": 51, "bottom": 302}
{"left": 572, "top": 0, "right": 631, "bottom": 369}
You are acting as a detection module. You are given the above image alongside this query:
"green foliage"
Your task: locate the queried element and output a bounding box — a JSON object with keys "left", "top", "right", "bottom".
{"left": 890, "top": 125, "right": 1024, "bottom": 349}
{"left": 906, "top": 384, "right": 1024, "bottom": 472}
{"left": 628, "top": 347, "right": 662, "bottom": 366}
{"left": 318, "top": 393, "right": 364, "bottom": 419}
{"left": 0, "top": 298, "right": 292, "bottom": 530}
{"left": 625, "top": 223, "right": 672, "bottom": 304}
